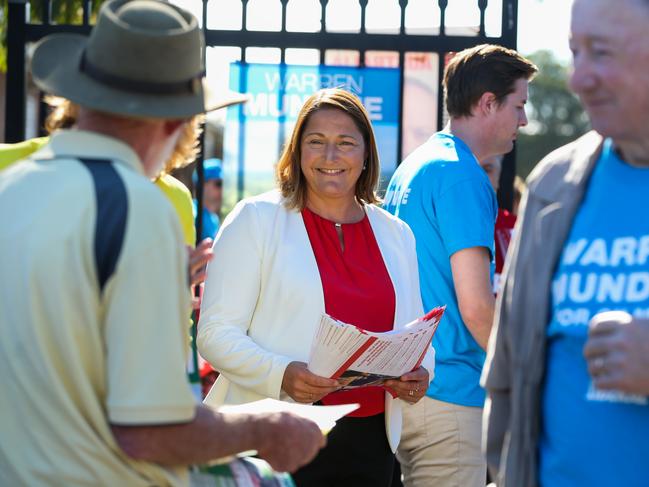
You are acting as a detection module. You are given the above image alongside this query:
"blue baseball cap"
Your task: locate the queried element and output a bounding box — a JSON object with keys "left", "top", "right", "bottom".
{"left": 193, "top": 158, "right": 222, "bottom": 185}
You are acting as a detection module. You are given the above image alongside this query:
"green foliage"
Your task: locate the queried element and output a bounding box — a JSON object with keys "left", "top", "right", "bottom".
{"left": 1, "top": 0, "right": 7, "bottom": 72}
{"left": 29, "top": 0, "right": 104, "bottom": 25}
{"left": 517, "top": 132, "right": 581, "bottom": 179}
{"left": 0, "top": 0, "right": 105, "bottom": 73}
{"left": 517, "top": 50, "right": 591, "bottom": 178}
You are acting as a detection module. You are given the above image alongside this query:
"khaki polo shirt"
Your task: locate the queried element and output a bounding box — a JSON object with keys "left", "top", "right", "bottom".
{"left": 0, "top": 130, "right": 195, "bottom": 486}
{"left": 1, "top": 137, "right": 196, "bottom": 247}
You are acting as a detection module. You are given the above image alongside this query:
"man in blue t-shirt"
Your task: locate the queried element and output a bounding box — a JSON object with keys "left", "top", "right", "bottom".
{"left": 539, "top": 140, "right": 649, "bottom": 487}
{"left": 384, "top": 44, "right": 537, "bottom": 486}
{"left": 482, "top": 1, "right": 649, "bottom": 486}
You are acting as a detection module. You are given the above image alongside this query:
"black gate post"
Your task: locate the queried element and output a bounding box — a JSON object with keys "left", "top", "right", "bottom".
{"left": 5, "top": 0, "right": 29, "bottom": 143}
{"left": 498, "top": 0, "right": 521, "bottom": 212}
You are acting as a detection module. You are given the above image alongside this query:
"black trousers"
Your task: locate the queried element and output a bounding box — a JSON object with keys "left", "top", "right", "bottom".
{"left": 292, "top": 413, "right": 395, "bottom": 487}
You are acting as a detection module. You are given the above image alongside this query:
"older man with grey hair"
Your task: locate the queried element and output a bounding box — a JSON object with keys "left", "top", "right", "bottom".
{"left": 482, "top": 0, "right": 649, "bottom": 486}
{"left": 0, "top": 1, "right": 324, "bottom": 485}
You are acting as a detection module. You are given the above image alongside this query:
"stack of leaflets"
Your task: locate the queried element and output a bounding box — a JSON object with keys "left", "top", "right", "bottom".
{"left": 307, "top": 307, "right": 445, "bottom": 389}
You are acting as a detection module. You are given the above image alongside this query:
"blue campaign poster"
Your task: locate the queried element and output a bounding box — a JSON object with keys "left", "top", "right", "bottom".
{"left": 223, "top": 62, "right": 401, "bottom": 206}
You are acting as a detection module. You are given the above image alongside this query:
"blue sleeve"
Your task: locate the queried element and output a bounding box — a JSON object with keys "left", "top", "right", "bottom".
{"left": 436, "top": 177, "right": 496, "bottom": 258}
{"left": 201, "top": 209, "right": 220, "bottom": 240}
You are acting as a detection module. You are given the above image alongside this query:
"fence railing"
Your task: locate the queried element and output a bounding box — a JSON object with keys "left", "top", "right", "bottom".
{"left": 4, "top": 0, "right": 518, "bottom": 209}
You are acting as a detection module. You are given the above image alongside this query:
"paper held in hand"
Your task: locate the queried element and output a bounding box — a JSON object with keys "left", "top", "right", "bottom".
{"left": 307, "top": 307, "right": 445, "bottom": 389}
{"left": 206, "top": 399, "right": 358, "bottom": 465}
{"left": 218, "top": 398, "right": 359, "bottom": 434}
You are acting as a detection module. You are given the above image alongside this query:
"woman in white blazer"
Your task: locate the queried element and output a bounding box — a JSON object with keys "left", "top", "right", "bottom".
{"left": 198, "top": 88, "right": 434, "bottom": 486}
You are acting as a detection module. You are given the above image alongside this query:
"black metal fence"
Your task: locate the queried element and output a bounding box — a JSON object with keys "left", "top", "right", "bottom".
{"left": 5, "top": 0, "right": 519, "bottom": 209}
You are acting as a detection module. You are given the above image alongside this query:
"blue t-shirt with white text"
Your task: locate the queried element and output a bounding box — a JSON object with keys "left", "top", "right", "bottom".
{"left": 540, "top": 139, "right": 649, "bottom": 487}
{"left": 384, "top": 132, "right": 497, "bottom": 407}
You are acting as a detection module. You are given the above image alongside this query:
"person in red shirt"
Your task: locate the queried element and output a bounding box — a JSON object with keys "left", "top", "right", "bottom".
{"left": 480, "top": 155, "right": 518, "bottom": 293}
{"left": 198, "top": 88, "right": 434, "bottom": 486}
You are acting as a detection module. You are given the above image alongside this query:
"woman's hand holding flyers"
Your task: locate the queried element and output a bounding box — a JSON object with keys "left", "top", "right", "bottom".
{"left": 282, "top": 362, "right": 341, "bottom": 403}
{"left": 384, "top": 366, "right": 429, "bottom": 404}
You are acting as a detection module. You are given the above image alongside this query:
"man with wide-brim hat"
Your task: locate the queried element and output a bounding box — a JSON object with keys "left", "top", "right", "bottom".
{"left": 31, "top": 0, "right": 247, "bottom": 120}
{"left": 0, "top": 1, "right": 324, "bottom": 486}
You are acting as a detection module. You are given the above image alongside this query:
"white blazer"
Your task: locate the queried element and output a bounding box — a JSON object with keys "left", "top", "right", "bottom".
{"left": 197, "top": 190, "right": 434, "bottom": 452}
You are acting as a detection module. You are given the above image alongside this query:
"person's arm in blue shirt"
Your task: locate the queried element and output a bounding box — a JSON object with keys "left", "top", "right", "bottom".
{"left": 451, "top": 247, "right": 495, "bottom": 350}
{"left": 437, "top": 174, "right": 497, "bottom": 351}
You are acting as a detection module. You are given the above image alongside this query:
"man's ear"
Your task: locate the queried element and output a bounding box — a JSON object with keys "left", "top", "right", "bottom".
{"left": 477, "top": 91, "right": 499, "bottom": 116}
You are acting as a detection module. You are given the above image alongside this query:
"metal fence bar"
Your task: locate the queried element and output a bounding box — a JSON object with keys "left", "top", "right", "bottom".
{"left": 82, "top": 0, "right": 92, "bottom": 26}
{"left": 396, "top": 0, "right": 408, "bottom": 163}
{"left": 5, "top": 0, "right": 519, "bottom": 193}
{"left": 280, "top": 0, "right": 288, "bottom": 32}
{"left": 502, "top": 0, "right": 518, "bottom": 48}
{"left": 479, "top": 0, "right": 488, "bottom": 37}
{"left": 24, "top": 24, "right": 91, "bottom": 40}
{"left": 396, "top": 49, "right": 405, "bottom": 162}
{"left": 5, "top": 0, "right": 28, "bottom": 143}
{"left": 499, "top": 0, "right": 519, "bottom": 211}
{"left": 320, "top": 0, "right": 328, "bottom": 33}
{"left": 202, "top": 30, "right": 496, "bottom": 53}
{"left": 242, "top": 0, "right": 250, "bottom": 32}
{"left": 436, "top": 52, "right": 446, "bottom": 132}
{"left": 42, "top": 0, "right": 52, "bottom": 25}
{"left": 359, "top": 0, "right": 368, "bottom": 35}
{"left": 237, "top": 38, "right": 248, "bottom": 202}
{"left": 439, "top": 0, "right": 448, "bottom": 36}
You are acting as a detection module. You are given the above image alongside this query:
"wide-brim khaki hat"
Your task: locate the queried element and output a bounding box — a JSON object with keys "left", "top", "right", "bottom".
{"left": 31, "top": 0, "right": 247, "bottom": 119}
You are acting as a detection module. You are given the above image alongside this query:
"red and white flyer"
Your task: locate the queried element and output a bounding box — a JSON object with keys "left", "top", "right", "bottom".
{"left": 307, "top": 307, "right": 445, "bottom": 389}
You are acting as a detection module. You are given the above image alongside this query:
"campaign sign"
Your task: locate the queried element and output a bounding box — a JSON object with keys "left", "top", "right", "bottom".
{"left": 223, "top": 62, "right": 401, "bottom": 207}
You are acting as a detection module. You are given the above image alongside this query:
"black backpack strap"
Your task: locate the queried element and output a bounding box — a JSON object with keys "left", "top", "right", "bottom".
{"left": 79, "top": 158, "right": 128, "bottom": 293}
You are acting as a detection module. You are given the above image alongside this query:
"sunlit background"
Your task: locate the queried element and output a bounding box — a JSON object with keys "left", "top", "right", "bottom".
{"left": 166, "top": 0, "right": 575, "bottom": 211}
{"left": 2, "top": 0, "right": 580, "bottom": 214}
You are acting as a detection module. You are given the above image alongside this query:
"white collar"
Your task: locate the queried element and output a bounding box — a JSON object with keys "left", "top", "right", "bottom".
{"left": 33, "top": 130, "right": 145, "bottom": 176}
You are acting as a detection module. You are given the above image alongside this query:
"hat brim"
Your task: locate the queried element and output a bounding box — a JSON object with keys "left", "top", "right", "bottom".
{"left": 31, "top": 34, "right": 248, "bottom": 119}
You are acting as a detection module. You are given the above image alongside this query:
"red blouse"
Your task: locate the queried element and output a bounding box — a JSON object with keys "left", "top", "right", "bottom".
{"left": 302, "top": 207, "right": 396, "bottom": 417}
